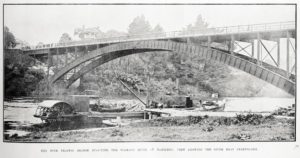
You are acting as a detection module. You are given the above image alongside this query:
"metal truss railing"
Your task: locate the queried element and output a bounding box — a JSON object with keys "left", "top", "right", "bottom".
{"left": 20, "top": 21, "right": 295, "bottom": 51}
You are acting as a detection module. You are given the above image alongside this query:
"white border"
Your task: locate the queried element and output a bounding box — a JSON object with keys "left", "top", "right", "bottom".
{"left": 0, "top": 1, "right": 299, "bottom": 158}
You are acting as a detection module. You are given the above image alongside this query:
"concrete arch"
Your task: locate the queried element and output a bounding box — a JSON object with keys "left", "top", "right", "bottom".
{"left": 51, "top": 40, "right": 295, "bottom": 96}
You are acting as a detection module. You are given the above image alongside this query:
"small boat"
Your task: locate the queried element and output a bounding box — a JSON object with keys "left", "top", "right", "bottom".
{"left": 199, "top": 99, "right": 226, "bottom": 112}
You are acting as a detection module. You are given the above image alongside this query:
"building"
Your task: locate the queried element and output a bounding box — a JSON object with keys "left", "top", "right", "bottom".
{"left": 74, "top": 26, "right": 102, "bottom": 40}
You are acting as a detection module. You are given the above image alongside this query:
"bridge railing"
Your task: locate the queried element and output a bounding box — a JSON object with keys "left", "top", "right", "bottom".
{"left": 21, "top": 21, "right": 295, "bottom": 51}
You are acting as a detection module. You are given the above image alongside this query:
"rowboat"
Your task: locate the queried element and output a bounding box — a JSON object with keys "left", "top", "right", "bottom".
{"left": 199, "top": 99, "right": 226, "bottom": 111}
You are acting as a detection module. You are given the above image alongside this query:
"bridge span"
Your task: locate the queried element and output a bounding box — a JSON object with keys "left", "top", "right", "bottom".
{"left": 8, "top": 21, "right": 296, "bottom": 95}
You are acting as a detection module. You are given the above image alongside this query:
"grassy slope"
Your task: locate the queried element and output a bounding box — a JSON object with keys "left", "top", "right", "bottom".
{"left": 9, "top": 117, "right": 294, "bottom": 142}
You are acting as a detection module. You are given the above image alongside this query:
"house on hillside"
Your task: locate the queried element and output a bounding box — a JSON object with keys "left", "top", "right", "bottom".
{"left": 74, "top": 26, "right": 103, "bottom": 40}
{"left": 14, "top": 39, "right": 31, "bottom": 49}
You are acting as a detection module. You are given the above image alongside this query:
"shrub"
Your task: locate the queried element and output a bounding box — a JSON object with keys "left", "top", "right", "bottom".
{"left": 230, "top": 133, "right": 251, "bottom": 141}
{"left": 235, "top": 113, "right": 264, "bottom": 125}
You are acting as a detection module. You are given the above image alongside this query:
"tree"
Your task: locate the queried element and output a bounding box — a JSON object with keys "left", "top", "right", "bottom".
{"left": 4, "top": 28, "right": 45, "bottom": 98}
{"left": 59, "top": 33, "right": 72, "bottom": 43}
{"left": 128, "top": 15, "right": 152, "bottom": 35}
{"left": 183, "top": 14, "right": 212, "bottom": 33}
{"left": 152, "top": 24, "right": 164, "bottom": 34}
{"left": 5, "top": 51, "right": 45, "bottom": 97}
{"left": 4, "top": 26, "right": 16, "bottom": 49}
{"left": 194, "top": 15, "right": 209, "bottom": 29}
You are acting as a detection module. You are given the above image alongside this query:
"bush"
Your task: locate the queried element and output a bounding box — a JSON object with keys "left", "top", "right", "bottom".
{"left": 230, "top": 133, "right": 251, "bottom": 141}
{"left": 110, "top": 129, "right": 124, "bottom": 137}
{"left": 5, "top": 51, "right": 45, "bottom": 98}
{"left": 147, "top": 114, "right": 274, "bottom": 127}
{"left": 212, "top": 117, "right": 234, "bottom": 126}
{"left": 148, "top": 116, "right": 207, "bottom": 126}
{"left": 235, "top": 113, "right": 264, "bottom": 125}
{"left": 187, "top": 116, "right": 204, "bottom": 124}
{"left": 270, "top": 136, "right": 287, "bottom": 141}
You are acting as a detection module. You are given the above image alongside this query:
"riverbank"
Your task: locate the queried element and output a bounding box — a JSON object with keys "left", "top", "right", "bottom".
{"left": 5, "top": 115, "right": 295, "bottom": 142}
{"left": 3, "top": 97, "right": 295, "bottom": 142}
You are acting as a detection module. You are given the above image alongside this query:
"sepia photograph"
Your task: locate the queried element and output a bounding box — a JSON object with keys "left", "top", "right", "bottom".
{"left": 3, "top": 3, "right": 296, "bottom": 143}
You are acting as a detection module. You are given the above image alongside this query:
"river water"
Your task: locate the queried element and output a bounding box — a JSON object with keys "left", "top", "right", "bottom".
{"left": 224, "top": 97, "right": 295, "bottom": 112}
{"left": 3, "top": 97, "right": 295, "bottom": 137}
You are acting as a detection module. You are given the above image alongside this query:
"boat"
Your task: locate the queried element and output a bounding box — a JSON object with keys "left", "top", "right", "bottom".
{"left": 199, "top": 99, "right": 226, "bottom": 111}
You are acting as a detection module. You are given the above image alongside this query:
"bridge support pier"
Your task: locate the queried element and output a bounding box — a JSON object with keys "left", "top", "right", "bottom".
{"left": 260, "top": 39, "right": 279, "bottom": 67}
{"left": 257, "top": 33, "right": 262, "bottom": 66}
{"left": 207, "top": 36, "right": 212, "bottom": 50}
{"left": 251, "top": 40, "right": 255, "bottom": 58}
{"left": 286, "top": 31, "right": 290, "bottom": 78}
{"left": 234, "top": 41, "right": 252, "bottom": 56}
{"left": 46, "top": 50, "right": 52, "bottom": 95}
{"left": 65, "top": 49, "right": 68, "bottom": 65}
{"left": 74, "top": 47, "right": 79, "bottom": 73}
{"left": 187, "top": 37, "right": 192, "bottom": 44}
{"left": 230, "top": 35, "right": 235, "bottom": 55}
{"left": 64, "top": 48, "right": 70, "bottom": 80}
{"left": 277, "top": 38, "right": 280, "bottom": 68}
{"left": 55, "top": 48, "right": 59, "bottom": 70}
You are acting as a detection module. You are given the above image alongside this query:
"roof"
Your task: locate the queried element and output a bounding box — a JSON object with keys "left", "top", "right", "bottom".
{"left": 38, "top": 100, "right": 70, "bottom": 108}
{"left": 76, "top": 27, "right": 100, "bottom": 34}
{"left": 83, "top": 27, "right": 100, "bottom": 33}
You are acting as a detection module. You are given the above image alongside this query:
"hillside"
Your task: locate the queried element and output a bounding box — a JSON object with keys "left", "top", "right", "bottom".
{"left": 76, "top": 51, "right": 292, "bottom": 100}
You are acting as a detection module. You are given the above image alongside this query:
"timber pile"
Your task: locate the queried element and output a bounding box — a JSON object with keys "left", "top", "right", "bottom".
{"left": 124, "top": 103, "right": 145, "bottom": 112}
{"left": 98, "top": 100, "right": 145, "bottom": 112}
{"left": 117, "top": 73, "right": 146, "bottom": 92}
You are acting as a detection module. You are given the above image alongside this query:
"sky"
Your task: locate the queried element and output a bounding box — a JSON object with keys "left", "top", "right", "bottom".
{"left": 4, "top": 4, "right": 295, "bottom": 45}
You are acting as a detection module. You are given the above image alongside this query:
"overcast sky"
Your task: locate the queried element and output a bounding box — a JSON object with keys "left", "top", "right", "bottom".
{"left": 4, "top": 5, "right": 295, "bottom": 45}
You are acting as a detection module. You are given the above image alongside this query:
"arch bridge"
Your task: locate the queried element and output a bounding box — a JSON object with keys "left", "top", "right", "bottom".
{"left": 12, "top": 21, "right": 296, "bottom": 96}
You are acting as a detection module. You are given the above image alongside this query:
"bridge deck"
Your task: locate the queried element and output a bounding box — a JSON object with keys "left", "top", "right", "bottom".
{"left": 19, "top": 21, "right": 295, "bottom": 53}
